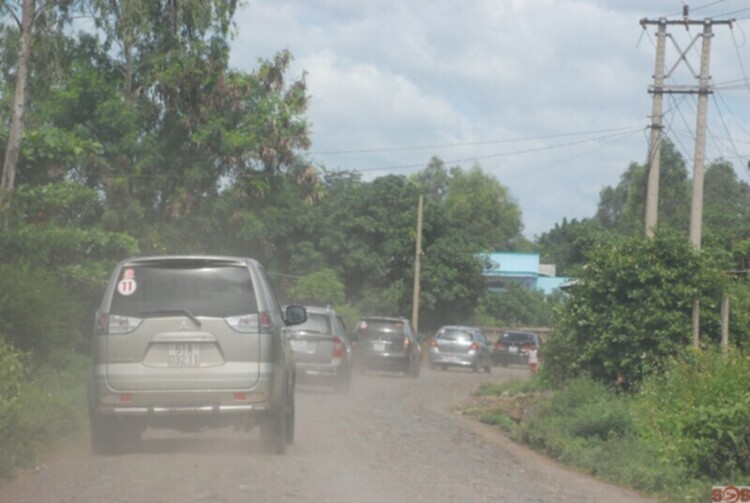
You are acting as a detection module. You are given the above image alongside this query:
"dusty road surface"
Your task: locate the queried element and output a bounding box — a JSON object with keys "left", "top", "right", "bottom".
{"left": 0, "top": 365, "right": 653, "bottom": 502}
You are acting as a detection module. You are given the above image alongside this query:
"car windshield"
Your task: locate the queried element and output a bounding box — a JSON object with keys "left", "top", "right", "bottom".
{"left": 501, "top": 332, "right": 536, "bottom": 343}
{"left": 110, "top": 264, "right": 258, "bottom": 318}
{"left": 437, "top": 328, "right": 472, "bottom": 341}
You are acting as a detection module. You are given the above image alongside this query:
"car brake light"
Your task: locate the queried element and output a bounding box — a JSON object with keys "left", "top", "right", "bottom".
{"left": 119, "top": 393, "right": 133, "bottom": 403}
{"left": 495, "top": 342, "right": 506, "bottom": 350}
{"left": 522, "top": 344, "right": 534, "bottom": 351}
{"left": 404, "top": 337, "right": 410, "bottom": 349}
{"left": 469, "top": 341, "right": 478, "bottom": 351}
{"left": 102, "top": 313, "right": 142, "bottom": 335}
{"left": 260, "top": 311, "right": 272, "bottom": 332}
{"left": 430, "top": 339, "right": 438, "bottom": 348}
{"left": 225, "top": 313, "right": 260, "bottom": 333}
{"left": 332, "top": 336, "right": 345, "bottom": 359}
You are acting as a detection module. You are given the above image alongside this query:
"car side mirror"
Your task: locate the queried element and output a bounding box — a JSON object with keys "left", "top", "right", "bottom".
{"left": 285, "top": 305, "right": 307, "bottom": 325}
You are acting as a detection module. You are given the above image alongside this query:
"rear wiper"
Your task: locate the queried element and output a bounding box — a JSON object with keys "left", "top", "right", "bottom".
{"left": 138, "top": 309, "right": 202, "bottom": 327}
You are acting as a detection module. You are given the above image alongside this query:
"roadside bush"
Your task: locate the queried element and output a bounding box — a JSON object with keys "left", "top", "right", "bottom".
{"left": 0, "top": 265, "right": 84, "bottom": 358}
{"left": 634, "top": 347, "right": 750, "bottom": 481}
{"left": 0, "top": 337, "right": 28, "bottom": 478}
{"left": 544, "top": 231, "right": 725, "bottom": 387}
{"left": 0, "top": 348, "right": 87, "bottom": 479}
{"left": 514, "top": 377, "right": 685, "bottom": 493}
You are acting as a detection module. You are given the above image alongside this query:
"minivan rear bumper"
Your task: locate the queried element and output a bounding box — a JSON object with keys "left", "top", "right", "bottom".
{"left": 102, "top": 404, "right": 270, "bottom": 415}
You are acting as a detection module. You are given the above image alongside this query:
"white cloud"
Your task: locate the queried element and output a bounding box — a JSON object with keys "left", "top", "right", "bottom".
{"left": 230, "top": 0, "right": 750, "bottom": 238}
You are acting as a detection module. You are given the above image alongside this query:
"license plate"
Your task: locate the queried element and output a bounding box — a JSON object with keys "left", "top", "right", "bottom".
{"left": 373, "top": 341, "right": 386, "bottom": 352}
{"left": 168, "top": 343, "right": 201, "bottom": 367}
{"left": 509, "top": 346, "right": 518, "bottom": 353}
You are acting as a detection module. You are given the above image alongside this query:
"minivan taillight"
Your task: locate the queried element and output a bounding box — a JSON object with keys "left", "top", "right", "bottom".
{"left": 225, "top": 313, "right": 261, "bottom": 333}
{"left": 260, "top": 311, "right": 272, "bottom": 332}
{"left": 469, "top": 341, "right": 478, "bottom": 352}
{"left": 332, "top": 336, "right": 346, "bottom": 359}
{"left": 97, "top": 312, "right": 142, "bottom": 335}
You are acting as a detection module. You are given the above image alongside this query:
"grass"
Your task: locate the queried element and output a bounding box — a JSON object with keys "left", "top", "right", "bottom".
{"left": 466, "top": 371, "right": 728, "bottom": 502}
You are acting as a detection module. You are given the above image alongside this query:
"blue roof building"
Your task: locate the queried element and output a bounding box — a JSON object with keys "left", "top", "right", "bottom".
{"left": 481, "top": 252, "right": 568, "bottom": 295}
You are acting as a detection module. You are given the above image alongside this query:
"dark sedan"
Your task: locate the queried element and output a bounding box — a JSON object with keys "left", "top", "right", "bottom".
{"left": 492, "top": 331, "right": 542, "bottom": 367}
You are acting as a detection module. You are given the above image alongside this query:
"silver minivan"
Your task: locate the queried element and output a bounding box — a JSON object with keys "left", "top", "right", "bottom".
{"left": 87, "top": 255, "right": 306, "bottom": 455}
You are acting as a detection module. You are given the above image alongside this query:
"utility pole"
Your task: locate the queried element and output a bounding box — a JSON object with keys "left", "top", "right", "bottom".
{"left": 640, "top": 12, "right": 733, "bottom": 347}
{"left": 644, "top": 19, "right": 667, "bottom": 238}
{"left": 411, "top": 194, "right": 423, "bottom": 334}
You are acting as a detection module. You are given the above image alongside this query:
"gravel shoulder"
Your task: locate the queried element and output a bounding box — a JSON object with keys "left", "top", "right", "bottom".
{"left": 0, "top": 365, "right": 654, "bottom": 502}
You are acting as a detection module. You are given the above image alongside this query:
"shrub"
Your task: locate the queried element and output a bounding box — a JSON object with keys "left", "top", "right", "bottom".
{"left": 0, "top": 265, "right": 84, "bottom": 358}
{"left": 634, "top": 347, "right": 750, "bottom": 481}
{"left": 544, "top": 231, "right": 725, "bottom": 387}
{"left": 0, "top": 337, "right": 28, "bottom": 478}
{"left": 0, "top": 349, "right": 88, "bottom": 479}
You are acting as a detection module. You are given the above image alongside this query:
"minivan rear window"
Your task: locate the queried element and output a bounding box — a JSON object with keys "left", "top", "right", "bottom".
{"left": 110, "top": 265, "right": 258, "bottom": 318}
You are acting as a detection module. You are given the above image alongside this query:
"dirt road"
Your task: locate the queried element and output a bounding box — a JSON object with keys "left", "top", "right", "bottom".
{"left": 0, "top": 365, "right": 653, "bottom": 502}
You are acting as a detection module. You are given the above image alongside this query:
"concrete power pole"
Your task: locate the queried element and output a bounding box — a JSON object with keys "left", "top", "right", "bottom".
{"left": 640, "top": 13, "right": 733, "bottom": 347}
{"left": 643, "top": 19, "right": 667, "bottom": 238}
{"left": 411, "top": 194, "right": 423, "bottom": 334}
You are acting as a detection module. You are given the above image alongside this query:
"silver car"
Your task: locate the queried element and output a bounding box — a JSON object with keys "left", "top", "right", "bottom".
{"left": 87, "top": 255, "right": 306, "bottom": 455}
{"left": 286, "top": 306, "right": 353, "bottom": 393}
{"left": 429, "top": 325, "right": 493, "bottom": 373}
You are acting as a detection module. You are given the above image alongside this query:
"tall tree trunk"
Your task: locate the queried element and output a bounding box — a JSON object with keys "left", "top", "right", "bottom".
{"left": 1, "top": 0, "right": 35, "bottom": 213}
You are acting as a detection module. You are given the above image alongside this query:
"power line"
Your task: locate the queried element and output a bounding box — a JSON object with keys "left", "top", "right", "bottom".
{"left": 344, "top": 127, "right": 645, "bottom": 174}
{"left": 310, "top": 126, "right": 643, "bottom": 156}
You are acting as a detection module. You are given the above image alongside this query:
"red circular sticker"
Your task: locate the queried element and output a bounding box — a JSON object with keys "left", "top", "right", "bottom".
{"left": 117, "top": 278, "right": 137, "bottom": 296}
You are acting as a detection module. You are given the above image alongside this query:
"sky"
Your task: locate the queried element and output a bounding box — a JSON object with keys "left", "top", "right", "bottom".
{"left": 228, "top": 0, "right": 750, "bottom": 239}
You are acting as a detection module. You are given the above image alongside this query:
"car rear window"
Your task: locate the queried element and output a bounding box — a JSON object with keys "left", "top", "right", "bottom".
{"left": 356, "top": 319, "right": 406, "bottom": 339}
{"left": 294, "top": 312, "right": 332, "bottom": 334}
{"left": 501, "top": 332, "right": 536, "bottom": 343}
{"left": 110, "top": 264, "right": 258, "bottom": 318}
{"left": 437, "top": 328, "right": 472, "bottom": 342}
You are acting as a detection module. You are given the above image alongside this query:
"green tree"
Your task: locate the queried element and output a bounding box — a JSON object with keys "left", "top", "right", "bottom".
{"left": 536, "top": 217, "right": 609, "bottom": 276}
{"left": 289, "top": 268, "right": 345, "bottom": 306}
{"left": 595, "top": 139, "right": 689, "bottom": 235}
{"left": 443, "top": 164, "right": 525, "bottom": 251}
{"left": 543, "top": 231, "right": 725, "bottom": 387}
{"left": 476, "top": 284, "right": 561, "bottom": 327}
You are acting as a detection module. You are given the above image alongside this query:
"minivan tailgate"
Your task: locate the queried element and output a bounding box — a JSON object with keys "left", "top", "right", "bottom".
{"left": 106, "top": 318, "right": 261, "bottom": 391}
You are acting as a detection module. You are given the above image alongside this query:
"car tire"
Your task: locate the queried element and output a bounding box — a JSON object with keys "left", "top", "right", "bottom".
{"left": 90, "top": 413, "right": 119, "bottom": 456}
{"left": 261, "top": 386, "right": 291, "bottom": 455}
{"left": 472, "top": 359, "right": 480, "bottom": 373}
{"left": 335, "top": 370, "right": 352, "bottom": 394}
{"left": 409, "top": 360, "right": 420, "bottom": 378}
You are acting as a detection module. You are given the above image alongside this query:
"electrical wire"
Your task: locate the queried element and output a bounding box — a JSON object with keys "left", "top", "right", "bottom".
{"left": 310, "top": 126, "right": 642, "bottom": 156}
{"left": 340, "top": 127, "right": 645, "bottom": 174}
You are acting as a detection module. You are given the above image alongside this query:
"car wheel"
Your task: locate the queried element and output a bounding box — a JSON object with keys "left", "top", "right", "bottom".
{"left": 472, "top": 359, "right": 480, "bottom": 373}
{"left": 90, "top": 412, "right": 119, "bottom": 456}
{"left": 484, "top": 361, "right": 492, "bottom": 374}
{"left": 286, "top": 392, "right": 295, "bottom": 445}
{"left": 410, "top": 359, "right": 421, "bottom": 378}
{"left": 335, "top": 370, "right": 352, "bottom": 394}
{"left": 261, "top": 387, "right": 291, "bottom": 454}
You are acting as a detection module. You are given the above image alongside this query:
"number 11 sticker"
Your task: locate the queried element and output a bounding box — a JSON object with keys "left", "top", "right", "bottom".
{"left": 117, "top": 278, "right": 137, "bottom": 296}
